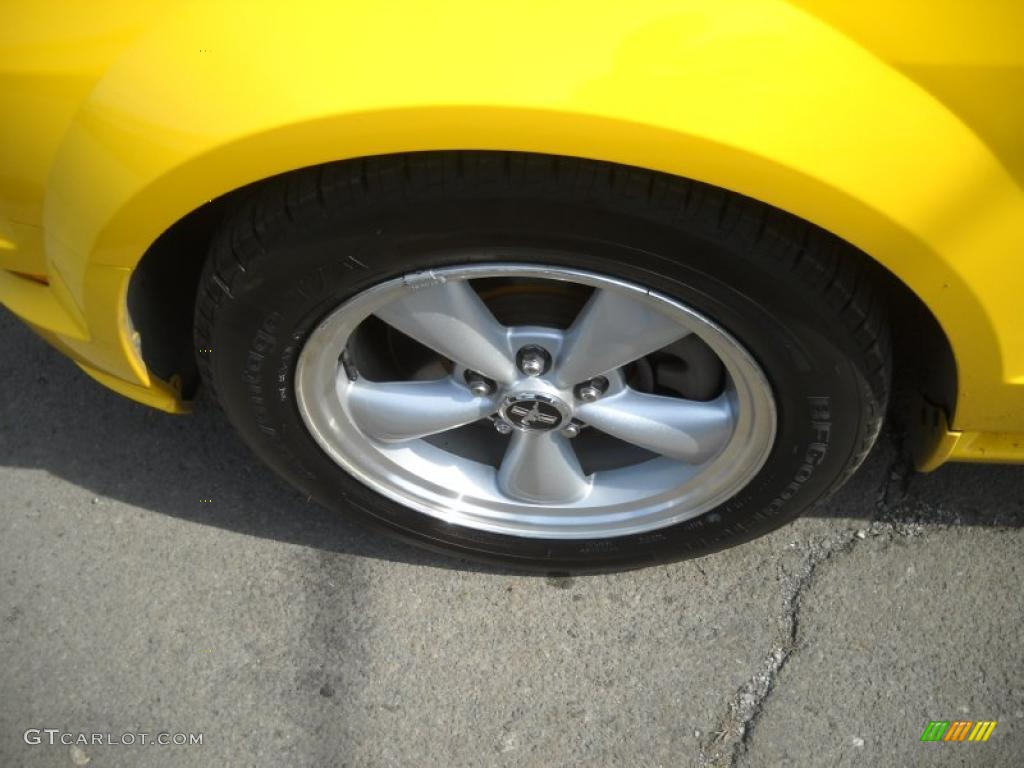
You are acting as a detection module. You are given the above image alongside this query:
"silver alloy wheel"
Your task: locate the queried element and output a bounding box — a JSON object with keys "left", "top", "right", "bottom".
{"left": 294, "top": 264, "right": 776, "bottom": 539}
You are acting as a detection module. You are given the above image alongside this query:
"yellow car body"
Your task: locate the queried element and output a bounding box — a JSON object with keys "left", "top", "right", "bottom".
{"left": 1, "top": 1, "right": 1022, "bottom": 470}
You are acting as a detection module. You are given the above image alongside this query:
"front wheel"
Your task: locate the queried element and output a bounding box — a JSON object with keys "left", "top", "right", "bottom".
{"left": 195, "top": 152, "right": 889, "bottom": 571}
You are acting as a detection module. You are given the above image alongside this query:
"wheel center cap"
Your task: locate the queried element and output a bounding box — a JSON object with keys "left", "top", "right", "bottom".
{"left": 500, "top": 393, "right": 570, "bottom": 432}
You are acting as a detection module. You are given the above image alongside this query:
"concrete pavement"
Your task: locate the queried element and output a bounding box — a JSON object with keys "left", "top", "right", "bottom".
{"left": 1, "top": 308, "right": 1022, "bottom": 767}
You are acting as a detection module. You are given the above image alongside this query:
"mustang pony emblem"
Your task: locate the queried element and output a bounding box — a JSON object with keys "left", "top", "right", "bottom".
{"left": 502, "top": 395, "right": 566, "bottom": 431}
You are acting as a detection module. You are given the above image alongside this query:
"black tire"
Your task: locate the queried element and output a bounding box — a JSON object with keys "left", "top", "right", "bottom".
{"left": 195, "top": 152, "right": 889, "bottom": 572}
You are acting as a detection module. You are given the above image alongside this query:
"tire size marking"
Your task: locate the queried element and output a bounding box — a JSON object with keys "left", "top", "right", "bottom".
{"left": 244, "top": 311, "right": 281, "bottom": 435}
{"left": 764, "top": 396, "right": 831, "bottom": 513}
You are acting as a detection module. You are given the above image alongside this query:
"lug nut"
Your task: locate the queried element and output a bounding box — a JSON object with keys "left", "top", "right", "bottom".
{"left": 561, "top": 422, "right": 581, "bottom": 439}
{"left": 465, "top": 371, "right": 495, "bottom": 397}
{"left": 575, "top": 376, "right": 609, "bottom": 403}
{"left": 516, "top": 345, "right": 550, "bottom": 377}
{"left": 494, "top": 420, "right": 513, "bottom": 435}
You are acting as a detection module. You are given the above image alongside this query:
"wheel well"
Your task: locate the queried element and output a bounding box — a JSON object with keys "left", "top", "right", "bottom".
{"left": 126, "top": 192, "right": 237, "bottom": 398}
{"left": 126, "top": 151, "right": 958, "bottom": 419}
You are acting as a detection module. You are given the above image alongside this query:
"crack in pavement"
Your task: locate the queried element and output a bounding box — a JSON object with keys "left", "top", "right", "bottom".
{"left": 698, "top": 448, "right": 925, "bottom": 767}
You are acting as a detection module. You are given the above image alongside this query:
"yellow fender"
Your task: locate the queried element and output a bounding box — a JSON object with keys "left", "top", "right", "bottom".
{"left": 26, "top": 1, "right": 1024, "bottom": 454}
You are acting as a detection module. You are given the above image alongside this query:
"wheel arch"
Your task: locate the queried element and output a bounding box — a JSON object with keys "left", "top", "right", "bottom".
{"left": 128, "top": 151, "right": 957, "bottom": 440}
{"left": 42, "top": 0, "right": 1021, "bottom": 439}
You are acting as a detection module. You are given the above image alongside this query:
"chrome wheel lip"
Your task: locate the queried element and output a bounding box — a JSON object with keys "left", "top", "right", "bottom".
{"left": 294, "top": 263, "right": 777, "bottom": 540}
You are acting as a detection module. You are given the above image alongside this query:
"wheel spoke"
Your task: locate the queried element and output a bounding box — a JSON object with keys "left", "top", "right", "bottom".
{"left": 345, "top": 378, "right": 498, "bottom": 442}
{"left": 553, "top": 288, "right": 691, "bottom": 387}
{"left": 497, "top": 430, "right": 590, "bottom": 504}
{"left": 576, "top": 389, "right": 734, "bottom": 464}
{"left": 374, "top": 280, "right": 517, "bottom": 383}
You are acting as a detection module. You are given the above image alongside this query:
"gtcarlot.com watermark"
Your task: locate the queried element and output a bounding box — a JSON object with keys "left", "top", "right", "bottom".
{"left": 24, "top": 729, "right": 203, "bottom": 747}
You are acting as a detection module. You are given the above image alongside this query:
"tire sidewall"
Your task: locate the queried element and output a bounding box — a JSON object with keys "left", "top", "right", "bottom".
{"left": 208, "top": 196, "right": 877, "bottom": 570}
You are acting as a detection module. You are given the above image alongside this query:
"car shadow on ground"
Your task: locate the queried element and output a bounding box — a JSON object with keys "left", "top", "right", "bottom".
{"left": 2, "top": 309, "right": 1022, "bottom": 574}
